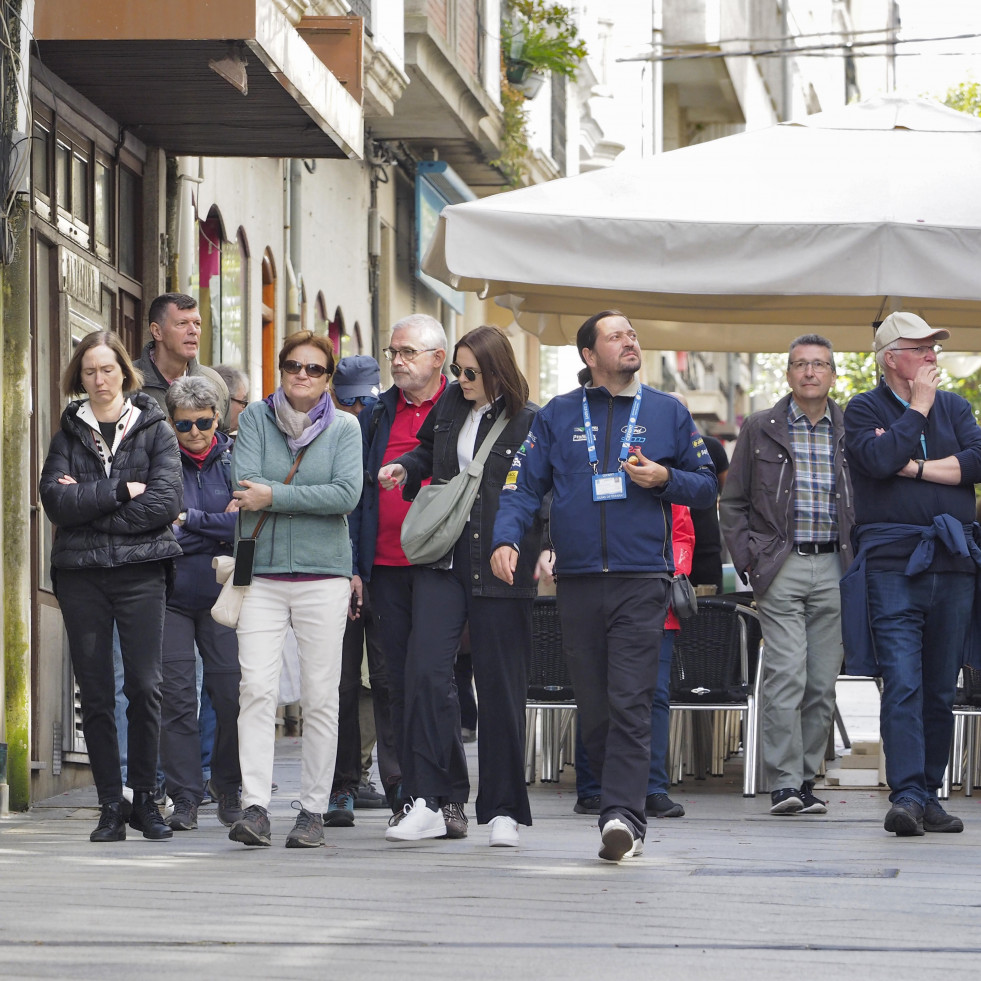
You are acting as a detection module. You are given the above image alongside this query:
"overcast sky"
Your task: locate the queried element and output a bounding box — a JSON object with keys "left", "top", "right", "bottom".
{"left": 892, "top": 0, "right": 981, "bottom": 96}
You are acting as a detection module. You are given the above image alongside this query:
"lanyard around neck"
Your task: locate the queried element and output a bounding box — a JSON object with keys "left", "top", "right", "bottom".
{"left": 581, "top": 386, "right": 643, "bottom": 474}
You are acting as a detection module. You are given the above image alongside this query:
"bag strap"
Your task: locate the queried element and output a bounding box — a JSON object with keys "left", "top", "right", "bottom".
{"left": 471, "top": 411, "right": 510, "bottom": 467}
{"left": 244, "top": 446, "right": 308, "bottom": 542}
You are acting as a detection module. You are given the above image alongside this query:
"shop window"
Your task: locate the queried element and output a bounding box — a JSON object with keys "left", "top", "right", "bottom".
{"left": 94, "top": 156, "right": 112, "bottom": 263}
{"left": 198, "top": 212, "right": 249, "bottom": 367}
{"left": 54, "top": 125, "right": 92, "bottom": 249}
{"left": 118, "top": 167, "right": 140, "bottom": 280}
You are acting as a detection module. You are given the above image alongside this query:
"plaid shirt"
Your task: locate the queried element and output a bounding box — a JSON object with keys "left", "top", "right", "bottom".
{"left": 787, "top": 398, "right": 838, "bottom": 543}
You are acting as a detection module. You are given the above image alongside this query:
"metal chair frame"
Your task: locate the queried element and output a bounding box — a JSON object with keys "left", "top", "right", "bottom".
{"left": 667, "top": 598, "right": 764, "bottom": 797}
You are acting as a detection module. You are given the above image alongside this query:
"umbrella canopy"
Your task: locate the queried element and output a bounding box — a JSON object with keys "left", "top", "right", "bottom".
{"left": 424, "top": 96, "right": 981, "bottom": 353}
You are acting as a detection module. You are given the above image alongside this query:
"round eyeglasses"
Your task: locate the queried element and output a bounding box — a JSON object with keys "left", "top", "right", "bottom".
{"left": 449, "top": 363, "right": 482, "bottom": 382}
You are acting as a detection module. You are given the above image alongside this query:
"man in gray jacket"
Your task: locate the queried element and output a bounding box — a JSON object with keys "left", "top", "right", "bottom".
{"left": 720, "top": 334, "right": 854, "bottom": 815}
{"left": 134, "top": 293, "right": 230, "bottom": 430}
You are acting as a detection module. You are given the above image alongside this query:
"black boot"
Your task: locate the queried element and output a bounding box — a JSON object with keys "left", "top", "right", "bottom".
{"left": 90, "top": 801, "right": 127, "bottom": 843}
{"left": 129, "top": 791, "right": 174, "bottom": 840}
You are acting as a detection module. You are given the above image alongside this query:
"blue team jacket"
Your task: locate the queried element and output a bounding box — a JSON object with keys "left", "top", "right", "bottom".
{"left": 492, "top": 384, "right": 717, "bottom": 577}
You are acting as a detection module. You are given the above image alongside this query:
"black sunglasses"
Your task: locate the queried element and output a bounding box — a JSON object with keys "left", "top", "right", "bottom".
{"left": 283, "top": 360, "right": 328, "bottom": 378}
{"left": 174, "top": 415, "right": 217, "bottom": 433}
{"left": 336, "top": 394, "right": 378, "bottom": 408}
{"left": 449, "top": 363, "right": 482, "bottom": 382}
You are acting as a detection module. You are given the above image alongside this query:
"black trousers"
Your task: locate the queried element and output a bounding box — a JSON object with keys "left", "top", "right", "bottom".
{"left": 369, "top": 564, "right": 414, "bottom": 794}
{"left": 403, "top": 533, "right": 533, "bottom": 824}
{"left": 56, "top": 562, "right": 168, "bottom": 804}
{"left": 159, "top": 605, "right": 241, "bottom": 802}
{"left": 557, "top": 575, "right": 670, "bottom": 839}
{"left": 332, "top": 586, "right": 399, "bottom": 794}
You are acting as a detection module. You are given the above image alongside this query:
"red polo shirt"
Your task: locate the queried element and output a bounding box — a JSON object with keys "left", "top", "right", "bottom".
{"left": 374, "top": 375, "right": 447, "bottom": 566}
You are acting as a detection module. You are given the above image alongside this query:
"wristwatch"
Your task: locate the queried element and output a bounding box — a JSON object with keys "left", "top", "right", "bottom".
{"left": 177, "top": 510, "right": 188, "bottom": 523}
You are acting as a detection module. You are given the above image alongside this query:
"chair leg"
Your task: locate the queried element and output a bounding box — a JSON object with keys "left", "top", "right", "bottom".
{"left": 743, "top": 694, "right": 758, "bottom": 798}
{"left": 540, "top": 709, "right": 556, "bottom": 782}
{"left": 524, "top": 707, "right": 538, "bottom": 785}
{"left": 966, "top": 715, "right": 976, "bottom": 797}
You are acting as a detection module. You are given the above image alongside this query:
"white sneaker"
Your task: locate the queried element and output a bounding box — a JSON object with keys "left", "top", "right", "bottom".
{"left": 488, "top": 815, "right": 519, "bottom": 847}
{"left": 385, "top": 798, "right": 446, "bottom": 841}
{"left": 598, "top": 818, "right": 643, "bottom": 862}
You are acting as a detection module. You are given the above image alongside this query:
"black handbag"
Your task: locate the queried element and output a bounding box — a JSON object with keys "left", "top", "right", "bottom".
{"left": 670, "top": 573, "right": 698, "bottom": 619}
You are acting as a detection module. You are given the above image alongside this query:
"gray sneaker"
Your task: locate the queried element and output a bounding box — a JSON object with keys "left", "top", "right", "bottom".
{"left": 228, "top": 804, "right": 271, "bottom": 846}
{"left": 166, "top": 797, "right": 198, "bottom": 831}
{"left": 285, "top": 806, "right": 325, "bottom": 848}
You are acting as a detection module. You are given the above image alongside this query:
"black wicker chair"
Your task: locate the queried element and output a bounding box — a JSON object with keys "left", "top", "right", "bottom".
{"left": 668, "top": 596, "right": 764, "bottom": 797}
{"left": 525, "top": 596, "right": 576, "bottom": 783}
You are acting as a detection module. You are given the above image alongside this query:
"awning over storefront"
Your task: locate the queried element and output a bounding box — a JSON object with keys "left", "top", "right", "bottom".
{"left": 34, "top": 0, "right": 363, "bottom": 159}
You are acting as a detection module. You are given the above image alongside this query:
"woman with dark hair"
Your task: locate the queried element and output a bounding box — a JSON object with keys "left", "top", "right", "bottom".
{"left": 378, "top": 325, "right": 542, "bottom": 847}
{"left": 40, "top": 330, "right": 183, "bottom": 843}
{"left": 227, "top": 330, "right": 363, "bottom": 850}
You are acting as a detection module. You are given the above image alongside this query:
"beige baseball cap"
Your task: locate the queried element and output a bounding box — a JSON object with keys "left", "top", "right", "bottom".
{"left": 873, "top": 312, "right": 949, "bottom": 354}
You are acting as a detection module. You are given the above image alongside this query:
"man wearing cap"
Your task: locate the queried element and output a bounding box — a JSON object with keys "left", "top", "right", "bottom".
{"left": 720, "top": 333, "right": 853, "bottom": 816}
{"left": 325, "top": 355, "right": 399, "bottom": 825}
{"left": 331, "top": 355, "right": 382, "bottom": 418}
{"left": 842, "top": 311, "right": 981, "bottom": 837}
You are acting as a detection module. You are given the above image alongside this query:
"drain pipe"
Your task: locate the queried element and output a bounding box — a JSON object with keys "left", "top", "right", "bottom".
{"left": 283, "top": 160, "right": 301, "bottom": 335}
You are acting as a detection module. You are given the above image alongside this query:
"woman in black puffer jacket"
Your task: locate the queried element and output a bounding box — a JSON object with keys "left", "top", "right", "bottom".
{"left": 40, "top": 330, "right": 182, "bottom": 844}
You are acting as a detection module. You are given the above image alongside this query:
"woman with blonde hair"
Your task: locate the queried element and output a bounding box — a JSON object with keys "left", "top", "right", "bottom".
{"left": 40, "top": 330, "right": 183, "bottom": 843}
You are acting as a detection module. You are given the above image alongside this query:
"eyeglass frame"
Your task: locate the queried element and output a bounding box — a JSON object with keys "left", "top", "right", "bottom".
{"left": 383, "top": 347, "right": 437, "bottom": 363}
{"left": 449, "top": 363, "right": 483, "bottom": 382}
{"left": 230, "top": 395, "right": 249, "bottom": 408}
{"left": 282, "top": 360, "right": 329, "bottom": 378}
{"left": 787, "top": 359, "right": 835, "bottom": 373}
{"left": 891, "top": 343, "right": 943, "bottom": 356}
{"left": 173, "top": 414, "right": 218, "bottom": 433}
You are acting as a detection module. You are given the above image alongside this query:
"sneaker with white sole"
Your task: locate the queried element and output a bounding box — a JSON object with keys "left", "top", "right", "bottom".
{"left": 488, "top": 814, "right": 519, "bottom": 847}
{"left": 385, "top": 798, "right": 446, "bottom": 841}
{"left": 598, "top": 818, "right": 642, "bottom": 862}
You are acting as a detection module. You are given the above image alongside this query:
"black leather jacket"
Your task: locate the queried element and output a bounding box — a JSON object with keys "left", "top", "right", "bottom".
{"left": 394, "top": 382, "right": 543, "bottom": 598}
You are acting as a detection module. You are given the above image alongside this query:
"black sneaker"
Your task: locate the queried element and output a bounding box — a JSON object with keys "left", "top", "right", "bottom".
{"left": 769, "top": 787, "right": 804, "bottom": 815}
{"left": 574, "top": 794, "right": 601, "bottom": 815}
{"left": 441, "top": 802, "right": 469, "bottom": 839}
{"left": 883, "top": 796, "right": 925, "bottom": 836}
{"left": 285, "top": 805, "right": 325, "bottom": 848}
{"left": 354, "top": 779, "right": 386, "bottom": 809}
{"left": 646, "top": 793, "right": 685, "bottom": 818}
{"left": 209, "top": 781, "right": 244, "bottom": 828}
{"left": 90, "top": 801, "right": 127, "bottom": 843}
{"left": 166, "top": 797, "right": 199, "bottom": 831}
{"left": 129, "top": 791, "right": 174, "bottom": 840}
{"left": 799, "top": 782, "right": 828, "bottom": 814}
{"left": 324, "top": 789, "right": 356, "bottom": 827}
{"left": 229, "top": 804, "right": 272, "bottom": 846}
{"left": 923, "top": 798, "right": 964, "bottom": 833}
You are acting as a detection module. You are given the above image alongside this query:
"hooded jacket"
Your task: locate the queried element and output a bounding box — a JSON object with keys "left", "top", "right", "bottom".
{"left": 40, "top": 391, "right": 183, "bottom": 572}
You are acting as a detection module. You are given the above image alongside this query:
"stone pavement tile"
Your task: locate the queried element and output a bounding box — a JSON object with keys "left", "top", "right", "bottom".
{"left": 4, "top": 739, "right": 981, "bottom": 979}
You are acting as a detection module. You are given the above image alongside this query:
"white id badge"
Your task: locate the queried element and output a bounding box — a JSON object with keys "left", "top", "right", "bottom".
{"left": 592, "top": 471, "right": 627, "bottom": 501}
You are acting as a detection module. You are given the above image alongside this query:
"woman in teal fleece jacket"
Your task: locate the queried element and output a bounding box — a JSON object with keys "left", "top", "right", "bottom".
{"left": 227, "top": 331, "right": 363, "bottom": 850}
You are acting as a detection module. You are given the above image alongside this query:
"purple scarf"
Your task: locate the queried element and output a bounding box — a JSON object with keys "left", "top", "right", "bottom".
{"left": 265, "top": 388, "right": 335, "bottom": 455}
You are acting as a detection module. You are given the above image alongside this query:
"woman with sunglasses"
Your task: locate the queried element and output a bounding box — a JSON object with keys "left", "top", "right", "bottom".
{"left": 158, "top": 376, "right": 243, "bottom": 833}
{"left": 227, "top": 331, "right": 363, "bottom": 850}
{"left": 378, "top": 325, "right": 542, "bottom": 847}
{"left": 39, "top": 330, "right": 183, "bottom": 843}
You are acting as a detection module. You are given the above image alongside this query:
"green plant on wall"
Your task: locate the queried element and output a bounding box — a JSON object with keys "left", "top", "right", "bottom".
{"left": 494, "top": 1, "right": 587, "bottom": 187}
{"left": 505, "top": 0, "right": 588, "bottom": 82}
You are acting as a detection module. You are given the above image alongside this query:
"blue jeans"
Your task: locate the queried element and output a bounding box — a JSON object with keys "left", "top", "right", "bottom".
{"left": 576, "top": 632, "right": 675, "bottom": 799}
{"left": 867, "top": 569, "right": 974, "bottom": 804}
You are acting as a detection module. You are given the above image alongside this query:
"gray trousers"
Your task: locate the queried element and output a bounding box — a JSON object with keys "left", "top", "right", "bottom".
{"left": 755, "top": 551, "right": 843, "bottom": 791}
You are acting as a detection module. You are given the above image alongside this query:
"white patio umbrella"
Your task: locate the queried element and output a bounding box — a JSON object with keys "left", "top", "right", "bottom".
{"left": 423, "top": 95, "right": 981, "bottom": 353}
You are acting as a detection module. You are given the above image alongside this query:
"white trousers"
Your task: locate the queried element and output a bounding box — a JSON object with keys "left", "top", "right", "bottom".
{"left": 236, "top": 576, "right": 349, "bottom": 813}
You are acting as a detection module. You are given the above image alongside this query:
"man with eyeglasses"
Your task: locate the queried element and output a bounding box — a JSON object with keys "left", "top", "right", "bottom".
{"left": 721, "top": 333, "right": 854, "bottom": 817}
{"left": 842, "top": 311, "right": 981, "bottom": 838}
{"left": 214, "top": 364, "right": 250, "bottom": 436}
{"left": 348, "top": 315, "right": 452, "bottom": 827}
{"left": 134, "top": 293, "right": 231, "bottom": 432}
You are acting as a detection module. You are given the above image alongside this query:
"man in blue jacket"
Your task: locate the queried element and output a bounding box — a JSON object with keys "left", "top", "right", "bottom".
{"left": 843, "top": 311, "right": 981, "bottom": 837}
{"left": 491, "top": 311, "right": 717, "bottom": 862}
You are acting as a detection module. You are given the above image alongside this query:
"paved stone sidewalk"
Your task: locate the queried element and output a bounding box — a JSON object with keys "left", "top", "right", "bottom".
{"left": 2, "top": 735, "right": 981, "bottom": 980}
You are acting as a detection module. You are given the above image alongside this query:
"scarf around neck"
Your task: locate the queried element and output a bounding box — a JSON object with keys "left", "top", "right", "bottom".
{"left": 266, "top": 388, "right": 335, "bottom": 454}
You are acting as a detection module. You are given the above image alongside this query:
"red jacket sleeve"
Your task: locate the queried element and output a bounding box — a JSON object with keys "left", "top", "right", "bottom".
{"left": 665, "top": 504, "right": 695, "bottom": 631}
